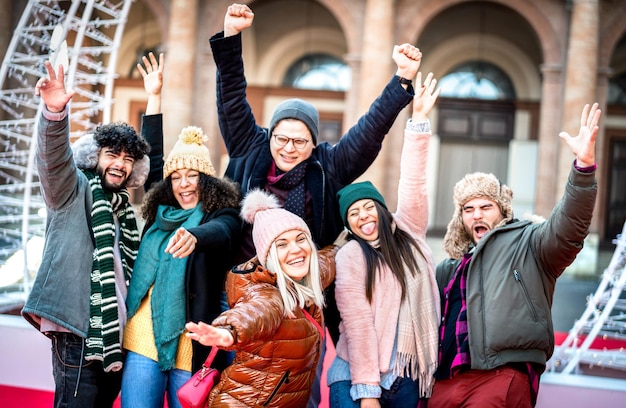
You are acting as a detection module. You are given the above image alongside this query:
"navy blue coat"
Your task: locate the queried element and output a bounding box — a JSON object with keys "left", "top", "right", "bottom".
{"left": 210, "top": 32, "right": 414, "bottom": 343}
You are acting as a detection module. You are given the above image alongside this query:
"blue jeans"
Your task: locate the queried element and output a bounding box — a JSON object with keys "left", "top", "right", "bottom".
{"left": 121, "top": 351, "right": 191, "bottom": 408}
{"left": 51, "top": 332, "right": 122, "bottom": 408}
{"left": 329, "top": 376, "right": 420, "bottom": 408}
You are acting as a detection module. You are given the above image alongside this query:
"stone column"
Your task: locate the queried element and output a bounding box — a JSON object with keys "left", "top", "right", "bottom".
{"left": 559, "top": 0, "right": 600, "bottom": 276}
{"left": 357, "top": 0, "right": 395, "bottom": 190}
{"left": 534, "top": 64, "right": 564, "bottom": 217}
{"left": 162, "top": 0, "right": 198, "bottom": 155}
{"left": 558, "top": 0, "right": 599, "bottom": 196}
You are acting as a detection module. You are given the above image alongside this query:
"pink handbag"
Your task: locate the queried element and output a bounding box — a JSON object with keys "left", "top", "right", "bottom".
{"left": 177, "top": 346, "right": 220, "bottom": 408}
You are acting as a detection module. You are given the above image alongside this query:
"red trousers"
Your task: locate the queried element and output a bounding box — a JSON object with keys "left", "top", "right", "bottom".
{"left": 427, "top": 366, "right": 532, "bottom": 408}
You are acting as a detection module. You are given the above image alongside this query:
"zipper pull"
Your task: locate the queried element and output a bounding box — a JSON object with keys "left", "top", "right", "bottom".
{"left": 514, "top": 270, "right": 520, "bottom": 281}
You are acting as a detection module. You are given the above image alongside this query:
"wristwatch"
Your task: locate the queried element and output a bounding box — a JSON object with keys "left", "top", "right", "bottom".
{"left": 398, "top": 76, "right": 412, "bottom": 86}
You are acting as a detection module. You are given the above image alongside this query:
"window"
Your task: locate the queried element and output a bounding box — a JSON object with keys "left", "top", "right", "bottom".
{"left": 607, "top": 71, "right": 626, "bottom": 105}
{"left": 439, "top": 61, "right": 516, "bottom": 100}
{"left": 284, "top": 54, "right": 351, "bottom": 91}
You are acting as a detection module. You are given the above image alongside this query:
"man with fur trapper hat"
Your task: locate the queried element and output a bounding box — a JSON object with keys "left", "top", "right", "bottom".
{"left": 22, "top": 58, "right": 158, "bottom": 407}
{"left": 429, "top": 103, "right": 601, "bottom": 408}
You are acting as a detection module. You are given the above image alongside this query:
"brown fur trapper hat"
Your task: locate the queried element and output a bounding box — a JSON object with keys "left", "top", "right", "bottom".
{"left": 443, "top": 172, "right": 514, "bottom": 259}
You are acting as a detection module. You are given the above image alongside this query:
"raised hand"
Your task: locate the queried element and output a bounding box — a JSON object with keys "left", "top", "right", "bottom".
{"left": 412, "top": 72, "right": 441, "bottom": 121}
{"left": 185, "top": 321, "right": 235, "bottom": 347}
{"left": 137, "top": 52, "right": 164, "bottom": 97}
{"left": 224, "top": 3, "right": 254, "bottom": 37}
{"left": 137, "top": 52, "right": 164, "bottom": 115}
{"left": 559, "top": 103, "right": 601, "bottom": 168}
{"left": 35, "top": 61, "right": 75, "bottom": 113}
{"left": 393, "top": 43, "right": 422, "bottom": 83}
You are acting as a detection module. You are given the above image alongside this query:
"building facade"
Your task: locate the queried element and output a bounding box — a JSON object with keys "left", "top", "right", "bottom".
{"left": 2, "top": 0, "right": 626, "bottom": 273}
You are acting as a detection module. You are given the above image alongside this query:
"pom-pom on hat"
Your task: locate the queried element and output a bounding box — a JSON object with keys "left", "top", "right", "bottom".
{"left": 164, "top": 126, "right": 215, "bottom": 178}
{"left": 443, "top": 172, "right": 514, "bottom": 259}
{"left": 336, "top": 181, "right": 387, "bottom": 227}
{"left": 241, "top": 189, "right": 312, "bottom": 266}
{"left": 269, "top": 98, "right": 319, "bottom": 145}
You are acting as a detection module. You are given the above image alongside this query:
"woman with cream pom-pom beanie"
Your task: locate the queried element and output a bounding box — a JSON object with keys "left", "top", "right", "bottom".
{"left": 121, "top": 59, "right": 241, "bottom": 408}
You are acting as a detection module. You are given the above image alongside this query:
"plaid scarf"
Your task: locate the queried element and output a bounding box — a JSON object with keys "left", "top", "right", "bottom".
{"left": 83, "top": 170, "right": 140, "bottom": 372}
{"left": 393, "top": 244, "right": 440, "bottom": 398}
{"left": 439, "top": 251, "right": 472, "bottom": 376}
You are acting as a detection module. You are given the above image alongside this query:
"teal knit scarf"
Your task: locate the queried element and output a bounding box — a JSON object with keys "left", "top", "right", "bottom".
{"left": 83, "top": 170, "right": 140, "bottom": 372}
{"left": 126, "top": 204, "right": 204, "bottom": 371}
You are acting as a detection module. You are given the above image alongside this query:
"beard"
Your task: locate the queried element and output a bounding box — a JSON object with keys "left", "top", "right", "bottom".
{"left": 97, "top": 164, "right": 128, "bottom": 192}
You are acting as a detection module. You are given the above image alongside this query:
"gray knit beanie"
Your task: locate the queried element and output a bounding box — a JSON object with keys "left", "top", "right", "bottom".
{"left": 443, "top": 172, "right": 514, "bottom": 259}
{"left": 269, "top": 98, "right": 319, "bottom": 145}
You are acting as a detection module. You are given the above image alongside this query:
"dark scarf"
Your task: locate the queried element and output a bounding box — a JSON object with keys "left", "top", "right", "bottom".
{"left": 267, "top": 160, "right": 308, "bottom": 219}
{"left": 83, "top": 170, "right": 140, "bottom": 372}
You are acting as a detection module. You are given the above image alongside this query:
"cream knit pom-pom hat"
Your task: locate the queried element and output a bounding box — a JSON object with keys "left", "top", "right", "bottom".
{"left": 164, "top": 126, "right": 215, "bottom": 178}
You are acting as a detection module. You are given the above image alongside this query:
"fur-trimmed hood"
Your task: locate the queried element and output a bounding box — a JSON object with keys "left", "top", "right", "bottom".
{"left": 71, "top": 133, "right": 149, "bottom": 189}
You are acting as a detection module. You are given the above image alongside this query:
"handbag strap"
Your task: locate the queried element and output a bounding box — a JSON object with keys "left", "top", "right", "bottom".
{"left": 302, "top": 308, "right": 324, "bottom": 340}
{"left": 202, "top": 346, "right": 219, "bottom": 368}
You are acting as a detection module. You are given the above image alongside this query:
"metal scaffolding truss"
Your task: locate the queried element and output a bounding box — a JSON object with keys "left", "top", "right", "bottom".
{"left": 549, "top": 220, "right": 626, "bottom": 374}
{"left": 0, "top": 0, "right": 132, "bottom": 293}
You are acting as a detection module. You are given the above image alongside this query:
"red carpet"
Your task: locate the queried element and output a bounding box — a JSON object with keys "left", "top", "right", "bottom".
{"left": 2, "top": 331, "right": 623, "bottom": 408}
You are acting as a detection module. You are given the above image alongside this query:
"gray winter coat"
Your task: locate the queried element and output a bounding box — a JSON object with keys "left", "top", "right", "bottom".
{"left": 436, "top": 166, "right": 597, "bottom": 371}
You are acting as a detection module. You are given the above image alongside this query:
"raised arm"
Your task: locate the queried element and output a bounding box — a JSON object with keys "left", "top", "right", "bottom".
{"left": 210, "top": 4, "right": 266, "bottom": 158}
{"left": 35, "top": 61, "right": 77, "bottom": 210}
{"left": 325, "top": 45, "right": 421, "bottom": 184}
{"left": 395, "top": 72, "right": 440, "bottom": 237}
{"left": 533, "top": 103, "right": 600, "bottom": 276}
{"left": 137, "top": 52, "right": 165, "bottom": 189}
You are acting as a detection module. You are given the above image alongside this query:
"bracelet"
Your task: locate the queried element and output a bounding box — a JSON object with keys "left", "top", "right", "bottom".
{"left": 398, "top": 76, "right": 412, "bottom": 86}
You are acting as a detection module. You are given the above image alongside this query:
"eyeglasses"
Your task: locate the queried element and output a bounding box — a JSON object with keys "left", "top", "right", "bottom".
{"left": 272, "top": 134, "right": 310, "bottom": 150}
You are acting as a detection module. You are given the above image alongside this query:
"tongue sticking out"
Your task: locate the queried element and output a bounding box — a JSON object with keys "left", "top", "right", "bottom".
{"left": 361, "top": 222, "right": 377, "bottom": 236}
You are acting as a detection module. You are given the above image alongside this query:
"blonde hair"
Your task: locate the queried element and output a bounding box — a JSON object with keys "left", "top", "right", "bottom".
{"left": 265, "top": 235, "right": 325, "bottom": 318}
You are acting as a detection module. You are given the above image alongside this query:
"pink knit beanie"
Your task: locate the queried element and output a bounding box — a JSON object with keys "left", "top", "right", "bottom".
{"left": 241, "top": 189, "right": 312, "bottom": 266}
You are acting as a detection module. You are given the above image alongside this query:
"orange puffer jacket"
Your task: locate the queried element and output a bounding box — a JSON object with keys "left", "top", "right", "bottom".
{"left": 208, "top": 246, "right": 337, "bottom": 407}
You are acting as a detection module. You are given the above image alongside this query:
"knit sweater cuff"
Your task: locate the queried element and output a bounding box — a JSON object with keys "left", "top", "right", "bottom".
{"left": 43, "top": 105, "right": 68, "bottom": 121}
{"left": 350, "top": 383, "right": 382, "bottom": 400}
{"left": 406, "top": 118, "right": 431, "bottom": 134}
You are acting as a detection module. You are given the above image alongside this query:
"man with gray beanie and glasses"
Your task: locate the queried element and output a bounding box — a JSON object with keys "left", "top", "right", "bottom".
{"left": 209, "top": 3, "right": 422, "bottom": 352}
{"left": 429, "top": 103, "right": 601, "bottom": 408}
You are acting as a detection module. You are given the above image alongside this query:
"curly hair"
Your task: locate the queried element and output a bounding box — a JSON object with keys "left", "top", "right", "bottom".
{"left": 93, "top": 122, "right": 150, "bottom": 160}
{"left": 141, "top": 173, "right": 241, "bottom": 228}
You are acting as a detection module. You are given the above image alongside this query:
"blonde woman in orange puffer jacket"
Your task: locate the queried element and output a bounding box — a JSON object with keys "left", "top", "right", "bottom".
{"left": 185, "top": 190, "right": 341, "bottom": 407}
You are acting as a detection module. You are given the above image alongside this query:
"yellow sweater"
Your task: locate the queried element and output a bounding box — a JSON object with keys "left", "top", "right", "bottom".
{"left": 123, "top": 286, "right": 193, "bottom": 372}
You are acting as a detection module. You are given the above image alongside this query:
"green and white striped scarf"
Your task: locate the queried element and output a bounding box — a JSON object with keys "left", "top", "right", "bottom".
{"left": 83, "top": 170, "right": 140, "bottom": 372}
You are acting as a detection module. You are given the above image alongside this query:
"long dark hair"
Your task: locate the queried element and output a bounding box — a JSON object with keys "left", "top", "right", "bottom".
{"left": 349, "top": 201, "right": 423, "bottom": 302}
{"left": 140, "top": 173, "right": 240, "bottom": 230}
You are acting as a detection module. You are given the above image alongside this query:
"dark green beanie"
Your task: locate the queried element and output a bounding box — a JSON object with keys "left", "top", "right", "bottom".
{"left": 337, "top": 181, "right": 387, "bottom": 226}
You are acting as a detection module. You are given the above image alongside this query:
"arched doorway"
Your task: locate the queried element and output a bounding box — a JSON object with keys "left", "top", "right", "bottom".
{"left": 433, "top": 61, "right": 517, "bottom": 230}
